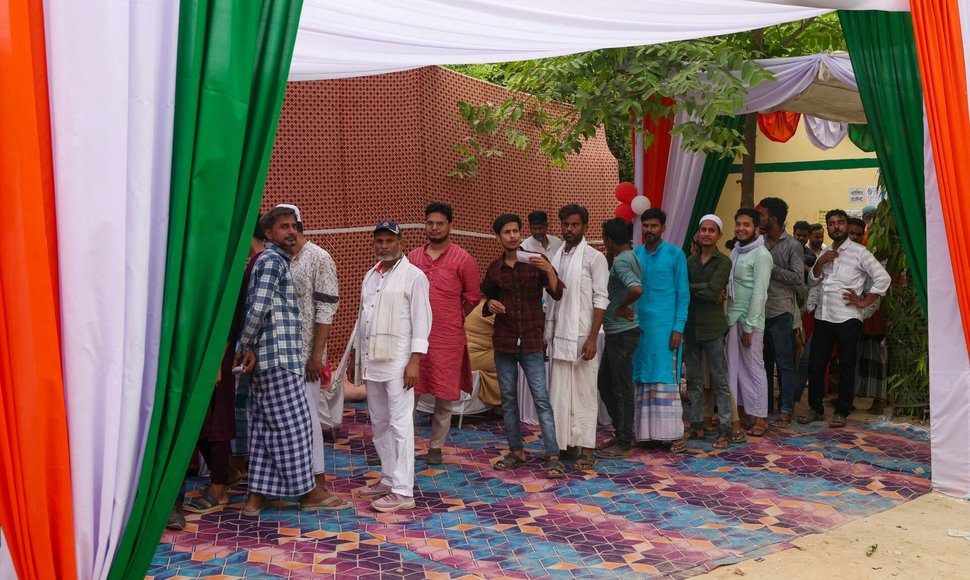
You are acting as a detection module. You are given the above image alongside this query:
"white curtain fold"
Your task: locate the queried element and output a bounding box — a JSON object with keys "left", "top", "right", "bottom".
{"left": 803, "top": 115, "right": 848, "bottom": 149}
{"left": 43, "top": 1, "right": 179, "bottom": 578}
{"left": 926, "top": 125, "right": 970, "bottom": 499}
{"left": 661, "top": 110, "right": 709, "bottom": 247}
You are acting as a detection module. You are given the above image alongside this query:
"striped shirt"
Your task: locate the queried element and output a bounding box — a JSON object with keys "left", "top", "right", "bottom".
{"left": 239, "top": 243, "right": 304, "bottom": 374}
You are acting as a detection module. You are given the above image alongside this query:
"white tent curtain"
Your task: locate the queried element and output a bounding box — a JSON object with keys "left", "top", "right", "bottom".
{"left": 43, "top": 0, "right": 179, "bottom": 577}
{"left": 291, "top": 1, "right": 850, "bottom": 80}
{"left": 662, "top": 53, "right": 856, "bottom": 246}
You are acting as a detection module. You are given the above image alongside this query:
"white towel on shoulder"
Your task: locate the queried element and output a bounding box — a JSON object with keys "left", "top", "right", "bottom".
{"left": 545, "top": 240, "right": 586, "bottom": 362}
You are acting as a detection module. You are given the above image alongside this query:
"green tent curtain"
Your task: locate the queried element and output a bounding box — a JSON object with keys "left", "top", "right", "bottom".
{"left": 839, "top": 10, "right": 928, "bottom": 313}
{"left": 107, "top": 1, "right": 303, "bottom": 577}
{"left": 682, "top": 115, "right": 746, "bottom": 252}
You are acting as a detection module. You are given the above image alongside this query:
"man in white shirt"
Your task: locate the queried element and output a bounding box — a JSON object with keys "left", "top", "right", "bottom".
{"left": 520, "top": 210, "right": 563, "bottom": 260}
{"left": 351, "top": 220, "right": 432, "bottom": 512}
{"left": 546, "top": 204, "right": 609, "bottom": 469}
{"left": 798, "top": 209, "right": 890, "bottom": 428}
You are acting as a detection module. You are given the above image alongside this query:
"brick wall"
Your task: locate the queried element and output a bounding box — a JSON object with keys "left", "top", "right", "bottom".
{"left": 262, "top": 66, "right": 619, "bottom": 360}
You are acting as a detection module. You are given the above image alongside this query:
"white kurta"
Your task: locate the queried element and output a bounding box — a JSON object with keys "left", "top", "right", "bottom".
{"left": 546, "top": 245, "right": 609, "bottom": 450}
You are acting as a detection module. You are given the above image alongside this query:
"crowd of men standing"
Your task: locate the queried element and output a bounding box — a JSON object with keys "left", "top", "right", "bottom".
{"left": 172, "top": 197, "right": 890, "bottom": 525}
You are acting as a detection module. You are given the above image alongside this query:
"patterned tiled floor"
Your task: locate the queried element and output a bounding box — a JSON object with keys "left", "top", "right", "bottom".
{"left": 149, "top": 404, "right": 930, "bottom": 579}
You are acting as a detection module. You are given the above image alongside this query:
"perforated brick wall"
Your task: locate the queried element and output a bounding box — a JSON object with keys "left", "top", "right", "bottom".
{"left": 262, "top": 66, "right": 619, "bottom": 360}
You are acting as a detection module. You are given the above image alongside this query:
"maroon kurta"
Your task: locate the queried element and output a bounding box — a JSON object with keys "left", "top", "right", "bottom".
{"left": 409, "top": 243, "right": 481, "bottom": 400}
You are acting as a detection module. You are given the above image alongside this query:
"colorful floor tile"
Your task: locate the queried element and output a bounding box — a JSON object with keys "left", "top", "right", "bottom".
{"left": 149, "top": 404, "right": 931, "bottom": 579}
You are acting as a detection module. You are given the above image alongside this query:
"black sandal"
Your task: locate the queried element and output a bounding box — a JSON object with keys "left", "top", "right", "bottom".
{"left": 575, "top": 453, "right": 598, "bottom": 470}
{"left": 730, "top": 430, "right": 747, "bottom": 444}
{"left": 712, "top": 435, "right": 730, "bottom": 450}
{"left": 669, "top": 437, "right": 689, "bottom": 453}
{"left": 494, "top": 452, "right": 526, "bottom": 471}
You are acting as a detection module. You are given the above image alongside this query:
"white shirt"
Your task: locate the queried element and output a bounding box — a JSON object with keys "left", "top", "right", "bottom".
{"left": 521, "top": 234, "right": 563, "bottom": 261}
{"left": 809, "top": 239, "right": 890, "bottom": 324}
{"left": 357, "top": 259, "right": 431, "bottom": 381}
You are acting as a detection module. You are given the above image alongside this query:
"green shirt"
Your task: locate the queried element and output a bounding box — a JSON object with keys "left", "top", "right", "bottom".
{"left": 603, "top": 249, "right": 642, "bottom": 335}
{"left": 726, "top": 245, "right": 774, "bottom": 332}
{"left": 685, "top": 250, "right": 731, "bottom": 342}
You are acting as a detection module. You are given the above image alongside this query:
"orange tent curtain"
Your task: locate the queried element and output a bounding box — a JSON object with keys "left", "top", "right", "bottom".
{"left": 910, "top": 0, "right": 970, "bottom": 356}
{"left": 0, "top": 0, "right": 78, "bottom": 579}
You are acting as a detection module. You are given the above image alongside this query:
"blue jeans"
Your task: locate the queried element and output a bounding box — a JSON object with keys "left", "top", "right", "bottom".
{"left": 495, "top": 350, "right": 559, "bottom": 457}
{"left": 684, "top": 335, "right": 732, "bottom": 436}
{"left": 764, "top": 312, "right": 797, "bottom": 414}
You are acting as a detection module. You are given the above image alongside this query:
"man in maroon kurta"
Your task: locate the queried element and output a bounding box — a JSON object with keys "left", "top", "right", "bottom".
{"left": 408, "top": 202, "right": 481, "bottom": 464}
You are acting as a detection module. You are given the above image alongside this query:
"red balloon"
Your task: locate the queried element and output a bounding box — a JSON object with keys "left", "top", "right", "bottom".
{"left": 614, "top": 181, "right": 638, "bottom": 204}
{"left": 614, "top": 203, "right": 635, "bottom": 222}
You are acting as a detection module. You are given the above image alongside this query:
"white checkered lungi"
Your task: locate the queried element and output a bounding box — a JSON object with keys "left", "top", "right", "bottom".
{"left": 248, "top": 366, "right": 314, "bottom": 497}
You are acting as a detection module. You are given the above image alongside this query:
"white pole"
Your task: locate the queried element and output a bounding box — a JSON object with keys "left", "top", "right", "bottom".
{"left": 633, "top": 122, "right": 645, "bottom": 248}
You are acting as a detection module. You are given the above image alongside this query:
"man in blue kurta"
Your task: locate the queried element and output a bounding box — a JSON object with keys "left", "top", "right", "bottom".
{"left": 633, "top": 208, "right": 690, "bottom": 452}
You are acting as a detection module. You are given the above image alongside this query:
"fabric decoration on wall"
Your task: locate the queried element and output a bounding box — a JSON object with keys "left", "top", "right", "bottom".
{"left": 848, "top": 123, "right": 877, "bottom": 152}
{"left": 758, "top": 111, "right": 801, "bottom": 142}
{"left": 803, "top": 115, "right": 848, "bottom": 149}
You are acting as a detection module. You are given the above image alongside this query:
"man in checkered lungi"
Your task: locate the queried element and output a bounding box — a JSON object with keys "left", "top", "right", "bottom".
{"left": 236, "top": 206, "right": 351, "bottom": 515}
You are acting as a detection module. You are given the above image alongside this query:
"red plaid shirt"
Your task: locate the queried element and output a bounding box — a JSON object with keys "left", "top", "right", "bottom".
{"left": 482, "top": 255, "right": 563, "bottom": 353}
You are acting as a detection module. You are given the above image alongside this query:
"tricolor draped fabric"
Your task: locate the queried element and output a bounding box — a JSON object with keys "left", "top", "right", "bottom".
{"left": 7, "top": 0, "right": 970, "bottom": 577}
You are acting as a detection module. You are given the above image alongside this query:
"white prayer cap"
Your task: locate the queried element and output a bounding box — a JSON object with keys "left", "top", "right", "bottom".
{"left": 699, "top": 213, "right": 723, "bottom": 232}
{"left": 275, "top": 203, "right": 301, "bottom": 223}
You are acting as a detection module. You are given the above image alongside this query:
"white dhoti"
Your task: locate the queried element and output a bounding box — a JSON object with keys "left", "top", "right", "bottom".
{"left": 548, "top": 354, "right": 600, "bottom": 450}
{"left": 365, "top": 377, "right": 415, "bottom": 497}
{"left": 304, "top": 379, "right": 327, "bottom": 474}
{"left": 727, "top": 323, "right": 768, "bottom": 418}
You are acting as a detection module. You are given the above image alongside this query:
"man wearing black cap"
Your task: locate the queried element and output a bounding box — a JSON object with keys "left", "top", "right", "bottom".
{"left": 349, "top": 220, "right": 432, "bottom": 512}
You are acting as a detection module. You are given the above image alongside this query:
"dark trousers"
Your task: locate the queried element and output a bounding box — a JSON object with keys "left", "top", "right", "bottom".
{"left": 597, "top": 328, "right": 640, "bottom": 448}
{"left": 808, "top": 318, "right": 863, "bottom": 417}
{"left": 764, "top": 313, "right": 797, "bottom": 415}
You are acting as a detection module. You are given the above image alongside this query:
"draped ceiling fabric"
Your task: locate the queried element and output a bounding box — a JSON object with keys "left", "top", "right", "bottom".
{"left": 759, "top": 111, "right": 802, "bottom": 142}
{"left": 289, "top": 1, "right": 906, "bottom": 81}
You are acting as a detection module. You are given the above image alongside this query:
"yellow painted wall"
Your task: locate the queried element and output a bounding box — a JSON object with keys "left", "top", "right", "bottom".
{"left": 712, "top": 121, "right": 879, "bottom": 246}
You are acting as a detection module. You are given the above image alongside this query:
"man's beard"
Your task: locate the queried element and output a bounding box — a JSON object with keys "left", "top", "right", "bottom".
{"left": 428, "top": 233, "right": 449, "bottom": 244}
{"left": 376, "top": 250, "right": 401, "bottom": 262}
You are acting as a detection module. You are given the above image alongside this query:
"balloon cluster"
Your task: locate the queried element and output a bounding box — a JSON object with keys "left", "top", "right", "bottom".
{"left": 614, "top": 182, "right": 651, "bottom": 221}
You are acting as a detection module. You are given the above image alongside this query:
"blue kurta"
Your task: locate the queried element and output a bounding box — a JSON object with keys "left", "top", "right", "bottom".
{"left": 633, "top": 241, "right": 690, "bottom": 384}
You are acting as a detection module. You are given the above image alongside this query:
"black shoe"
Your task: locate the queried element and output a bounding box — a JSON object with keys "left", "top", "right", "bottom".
{"left": 367, "top": 456, "right": 381, "bottom": 466}
{"left": 427, "top": 448, "right": 443, "bottom": 465}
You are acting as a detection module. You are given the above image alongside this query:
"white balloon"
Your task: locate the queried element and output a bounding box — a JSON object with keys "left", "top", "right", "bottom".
{"left": 631, "top": 196, "right": 652, "bottom": 215}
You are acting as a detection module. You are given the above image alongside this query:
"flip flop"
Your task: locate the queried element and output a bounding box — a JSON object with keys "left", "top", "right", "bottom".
{"left": 747, "top": 424, "right": 768, "bottom": 437}
{"left": 712, "top": 435, "right": 730, "bottom": 450}
{"left": 769, "top": 416, "right": 793, "bottom": 429}
{"left": 184, "top": 492, "right": 227, "bottom": 514}
{"left": 574, "top": 454, "right": 598, "bottom": 470}
{"left": 669, "top": 437, "right": 689, "bottom": 454}
{"left": 730, "top": 430, "right": 748, "bottom": 444}
{"left": 300, "top": 494, "right": 353, "bottom": 512}
{"left": 494, "top": 452, "right": 526, "bottom": 471}
{"left": 242, "top": 497, "right": 271, "bottom": 517}
{"left": 545, "top": 459, "right": 566, "bottom": 479}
